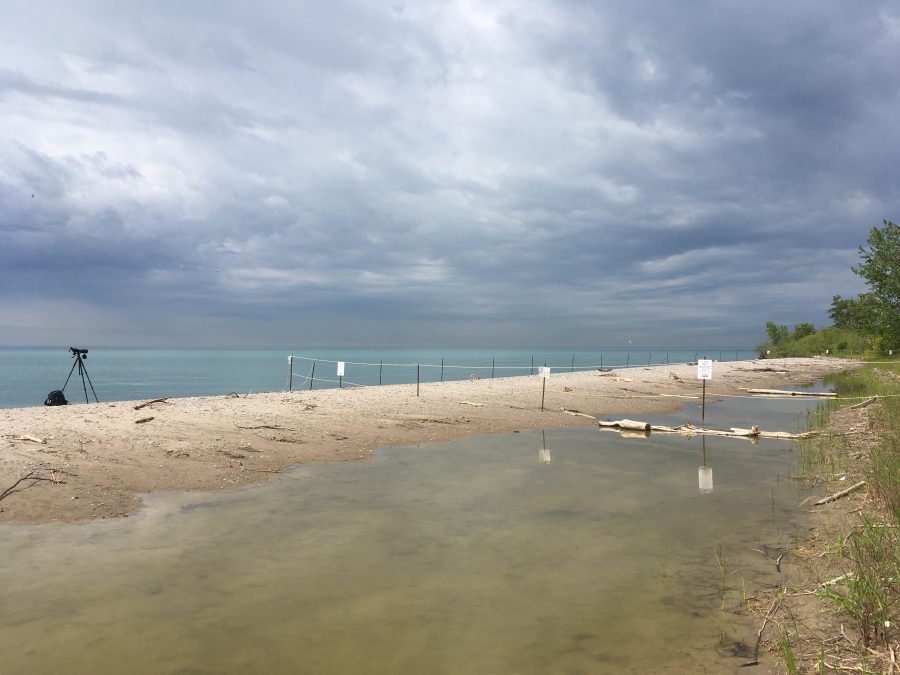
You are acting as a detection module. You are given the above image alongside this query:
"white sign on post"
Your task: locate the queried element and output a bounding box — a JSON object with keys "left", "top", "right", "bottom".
{"left": 539, "top": 366, "right": 551, "bottom": 379}
{"left": 697, "top": 359, "right": 713, "bottom": 380}
{"left": 337, "top": 361, "right": 345, "bottom": 377}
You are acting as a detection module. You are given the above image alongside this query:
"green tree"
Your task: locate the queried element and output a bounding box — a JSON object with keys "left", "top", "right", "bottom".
{"left": 792, "top": 322, "right": 816, "bottom": 340}
{"left": 854, "top": 219, "right": 900, "bottom": 314}
{"left": 852, "top": 220, "right": 900, "bottom": 350}
{"left": 766, "top": 321, "right": 790, "bottom": 345}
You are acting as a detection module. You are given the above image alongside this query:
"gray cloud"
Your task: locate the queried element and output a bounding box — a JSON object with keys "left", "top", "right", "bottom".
{"left": 1, "top": 0, "right": 895, "bottom": 347}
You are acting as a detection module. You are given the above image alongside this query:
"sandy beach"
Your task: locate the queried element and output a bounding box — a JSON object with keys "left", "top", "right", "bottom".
{"left": 0, "top": 357, "right": 856, "bottom": 524}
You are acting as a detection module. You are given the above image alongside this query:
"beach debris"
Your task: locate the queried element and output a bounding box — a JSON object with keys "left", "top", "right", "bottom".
{"left": 850, "top": 396, "right": 877, "bottom": 409}
{"left": 561, "top": 408, "right": 595, "bottom": 419}
{"left": 134, "top": 397, "right": 170, "bottom": 410}
{"left": 458, "top": 401, "right": 484, "bottom": 407}
{"left": 744, "top": 388, "right": 836, "bottom": 397}
{"left": 670, "top": 372, "right": 684, "bottom": 383}
{"left": 469, "top": 374, "right": 480, "bottom": 380}
{"left": 218, "top": 449, "right": 246, "bottom": 459}
{"left": 813, "top": 481, "right": 866, "bottom": 506}
{"left": 11, "top": 434, "right": 47, "bottom": 444}
{"left": 1, "top": 469, "right": 66, "bottom": 505}
{"left": 235, "top": 424, "right": 284, "bottom": 430}
{"left": 745, "top": 591, "right": 783, "bottom": 667}
{"left": 135, "top": 416, "right": 154, "bottom": 424}
{"left": 598, "top": 419, "right": 650, "bottom": 431}
{"left": 598, "top": 420, "right": 816, "bottom": 440}
{"left": 564, "top": 386, "right": 574, "bottom": 392}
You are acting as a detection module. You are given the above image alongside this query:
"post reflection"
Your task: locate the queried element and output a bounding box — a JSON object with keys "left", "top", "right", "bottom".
{"left": 698, "top": 435, "right": 714, "bottom": 493}
{"left": 539, "top": 429, "right": 551, "bottom": 464}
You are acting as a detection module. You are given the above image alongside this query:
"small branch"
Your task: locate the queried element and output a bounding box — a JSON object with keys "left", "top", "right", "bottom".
{"left": 134, "top": 397, "right": 169, "bottom": 410}
{"left": 12, "top": 435, "right": 47, "bottom": 444}
{"left": 0, "top": 469, "right": 65, "bottom": 503}
{"left": 820, "top": 572, "right": 854, "bottom": 587}
{"left": 850, "top": 396, "right": 877, "bottom": 409}
{"left": 135, "top": 416, "right": 154, "bottom": 424}
{"left": 561, "top": 408, "right": 596, "bottom": 419}
{"left": 235, "top": 424, "right": 284, "bottom": 430}
{"left": 744, "top": 591, "right": 783, "bottom": 666}
{"left": 814, "top": 481, "right": 866, "bottom": 506}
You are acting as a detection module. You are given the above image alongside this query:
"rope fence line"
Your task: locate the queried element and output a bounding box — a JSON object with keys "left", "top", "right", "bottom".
{"left": 284, "top": 353, "right": 897, "bottom": 397}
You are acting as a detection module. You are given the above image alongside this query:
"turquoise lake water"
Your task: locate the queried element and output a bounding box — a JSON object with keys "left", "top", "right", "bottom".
{"left": 0, "top": 346, "right": 756, "bottom": 408}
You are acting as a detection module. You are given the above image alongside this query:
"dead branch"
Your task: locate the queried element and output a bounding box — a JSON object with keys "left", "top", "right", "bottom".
{"left": 561, "top": 408, "right": 595, "bottom": 419}
{"left": 12, "top": 435, "right": 47, "bottom": 444}
{"left": 745, "top": 591, "right": 783, "bottom": 666}
{"left": 134, "top": 397, "right": 169, "bottom": 410}
{"left": 814, "top": 481, "right": 866, "bottom": 506}
{"left": 0, "top": 469, "right": 65, "bottom": 503}
{"left": 235, "top": 424, "right": 283, "bottom": 430}
{"left": 850, "top": 396, "right": 877, "bottom": 409}
{"left": 135, "top": 416, "right": 154, "bottom": 424}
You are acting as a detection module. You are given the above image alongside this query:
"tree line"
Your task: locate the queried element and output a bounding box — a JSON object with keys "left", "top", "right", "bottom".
{"left": 759, "top": 219, "right": 899, "bottom": 358}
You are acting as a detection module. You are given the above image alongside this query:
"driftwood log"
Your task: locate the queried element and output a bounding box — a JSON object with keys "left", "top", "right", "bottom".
{"left": 598, "top": 420, "right": 815, "bottom": 440}
{"left": 744, "top": 388, "right": 836, "bottom": 397}
{"left": 813, "top": 481, "right": 866, "bottom": 506}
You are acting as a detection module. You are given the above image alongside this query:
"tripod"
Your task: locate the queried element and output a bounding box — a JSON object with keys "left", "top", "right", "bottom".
{"left": 63, "top": 348, "right": 100, "bottom": 403}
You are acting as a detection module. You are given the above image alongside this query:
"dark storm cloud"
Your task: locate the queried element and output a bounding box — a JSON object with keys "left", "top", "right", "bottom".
{"left": 1, "top": 0, "right": 896, "bottom": 347}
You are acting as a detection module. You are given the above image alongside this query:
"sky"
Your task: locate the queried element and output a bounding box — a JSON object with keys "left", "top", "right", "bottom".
{"left": 1, "top": 1, "right": 898, "bottom": 348}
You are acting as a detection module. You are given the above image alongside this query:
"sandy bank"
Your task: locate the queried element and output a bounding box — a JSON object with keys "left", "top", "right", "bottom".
{"left": 0, "top": 357, "right": 857, "bottom": 524}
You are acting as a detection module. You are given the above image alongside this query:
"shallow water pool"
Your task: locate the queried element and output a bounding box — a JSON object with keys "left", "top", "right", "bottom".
{"left": 0, "top": 394, "right": 823, "bottom": 673}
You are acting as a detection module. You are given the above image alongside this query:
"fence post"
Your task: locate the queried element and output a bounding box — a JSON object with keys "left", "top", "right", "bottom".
{"left": 417, "top": 364, "right": 420, "bottom": 396}
{"left": 288, "top": 356, "right": 293, "bottom": 391}
{"left": 441, "top": 358, "right": 444, "bottom": 382}
{"left": 491, "top": 358, "right": 495, "bottom": 380}
{"left": 531, "top": 355, "right": 534, "bottom": 375}
{"left": 379, "top": 360, "right": 383, "bottom": 386}
{"left": 309, "top": 362, "right": 316, "bottom": 390}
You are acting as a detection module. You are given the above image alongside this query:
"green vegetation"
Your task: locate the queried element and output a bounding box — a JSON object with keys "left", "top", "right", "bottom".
{"left": 758, "top": 219, "right": 899, "bottom": 357}
{"left": 799, "top": 362, "right": 900, "bottom": 659}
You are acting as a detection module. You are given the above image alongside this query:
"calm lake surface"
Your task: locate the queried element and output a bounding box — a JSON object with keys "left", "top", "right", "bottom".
{"left": 0, "top": 394, "right": 821, "bottom": 673}
{"left": 0, "top": 346, "right": 756, "bottom": 408}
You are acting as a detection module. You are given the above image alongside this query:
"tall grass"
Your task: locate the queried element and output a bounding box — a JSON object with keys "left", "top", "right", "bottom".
{"left": 804, "top": 360, "right": 900, "bottom": 650}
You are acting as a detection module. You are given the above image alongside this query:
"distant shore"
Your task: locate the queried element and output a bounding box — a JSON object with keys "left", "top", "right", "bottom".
{"left": 0, "top": 357, "right": 858, "bottom": 524}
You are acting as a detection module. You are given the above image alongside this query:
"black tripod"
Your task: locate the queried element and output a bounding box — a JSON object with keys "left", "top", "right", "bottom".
{"left": 63, "top": 348, "right": 100, "bottom": 403}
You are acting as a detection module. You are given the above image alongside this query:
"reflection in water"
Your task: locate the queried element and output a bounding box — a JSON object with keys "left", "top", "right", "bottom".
{"left": 539, "top": 429, "right": 551, "bottom": 464}
{"left": 699, "top": 436, "right": 714, "bottom": 493}
{"left": 0, "top": 396, "right": 825, "bottom": 674}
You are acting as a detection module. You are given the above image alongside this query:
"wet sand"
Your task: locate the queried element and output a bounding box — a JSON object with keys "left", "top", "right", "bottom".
{"left": 0, "top": 357, "right": 856, "bottom": 524}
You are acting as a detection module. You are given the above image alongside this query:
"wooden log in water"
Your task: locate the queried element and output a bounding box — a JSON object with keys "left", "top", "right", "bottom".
{"left": 745, "top": 388, "right": 836, "bottom": 397}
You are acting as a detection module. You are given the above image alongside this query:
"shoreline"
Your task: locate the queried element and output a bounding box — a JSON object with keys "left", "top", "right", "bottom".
{"left": 0, "top": 357, "right": 857, "bottom": 525}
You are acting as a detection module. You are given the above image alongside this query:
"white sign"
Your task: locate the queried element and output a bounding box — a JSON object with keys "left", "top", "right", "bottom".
{"left": 697, "top": 359, "right": 713, "bottom": 380}
{"left": 539, "top": 366, "right": 551, "bottom": 379}
{"left": 337, "top": 361, "right": 345, "bottom": 377}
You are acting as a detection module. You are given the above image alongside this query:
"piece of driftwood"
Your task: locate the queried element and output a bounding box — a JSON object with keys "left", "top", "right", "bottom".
{"left": 561, "top": 408, "right": 595, "bottom": 419}
{"left": 458, "top": 401, "right": 484, "bottom": 407}
{"left": 134, "top": 397, "right": 169, "bottom": 410}
{"left": 813, "top": 481, "right": 866, "bottom": 506}
{"left": 850, "top": 396, "right": 877, "bottom": 409}
{"left": 599, "top": 420, "right": 814, "bottom": 440}
{"left": 820, "top": 572, "right": 854, "bottom": 587}
{"left": 135, "top": 416, "right": 154, "bottom": 424}
{"left": 744, "top": 592, "right": 783, "bottom": 667}
{"left": 745, "top": 388, "right": 836, "bottom": 397}
{"left": 13, "top": 435, "right": 47, "bottom": 444}
{"left": 598, "top": 419, "right": 650, "bottom": 431}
